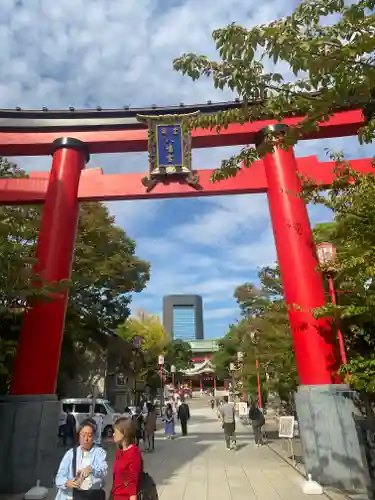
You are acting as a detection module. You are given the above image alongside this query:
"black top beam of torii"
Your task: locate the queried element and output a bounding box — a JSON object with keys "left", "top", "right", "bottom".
{"left": 0, "top": 96, "right": 364, "bottom": 132}
{"left": 0, "top": 100, "right": 244, "bottom": 131}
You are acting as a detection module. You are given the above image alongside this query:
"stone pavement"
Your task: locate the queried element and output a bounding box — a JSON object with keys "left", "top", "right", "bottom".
{"left": 1, "top": 404, "right": 329, "bottom": 500}
{"left": 139, "top": 405, "right": 325, "bottom": 500}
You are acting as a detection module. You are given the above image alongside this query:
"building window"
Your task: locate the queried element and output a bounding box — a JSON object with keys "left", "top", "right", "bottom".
{"left": 172, "top": 305, "right": 195, "bottom": 340}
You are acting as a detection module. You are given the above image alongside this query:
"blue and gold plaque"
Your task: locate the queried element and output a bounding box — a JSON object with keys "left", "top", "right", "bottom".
{"left": 136, "top": 111, "right": 200, "bottom": 191}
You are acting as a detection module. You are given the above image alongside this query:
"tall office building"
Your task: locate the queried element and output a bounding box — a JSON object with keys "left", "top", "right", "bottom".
{"left": 162, "top": 295, "right": 204, "bottom": 341}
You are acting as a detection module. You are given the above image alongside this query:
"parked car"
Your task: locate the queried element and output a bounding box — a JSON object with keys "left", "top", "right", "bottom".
{"left": 59, "top": 398, "right": 123, "bottom": 437}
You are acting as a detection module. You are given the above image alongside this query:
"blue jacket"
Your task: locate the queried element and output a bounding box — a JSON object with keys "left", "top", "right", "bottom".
{"left": 55, "top": 446, "right": 108, "bottom": 500}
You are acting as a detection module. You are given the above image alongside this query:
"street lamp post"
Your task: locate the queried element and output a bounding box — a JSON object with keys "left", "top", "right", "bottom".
{"left": 316, "top": 242, "right": 348, "bottom": 365}
{"left": 255, "top": 359, "right": 263, "bottom": 411}
{"left": 237, "top": 351, "right": 246, "bottom": 401}
{"left": 171, "top": 364, "right": 176, "bottom": 388}
{"left": 229, "top": 362, "right": 236, "bottom": 401}
{"left": 250, "top": 331, "right": 263, "bottom": 410}
{"left": 158, "top": 355, "right": 165, "bottom": 407}
{"left": 131, "top": 335, "right": 144, "bottom": 406}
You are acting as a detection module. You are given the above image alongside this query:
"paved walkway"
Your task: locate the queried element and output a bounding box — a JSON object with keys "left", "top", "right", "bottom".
{"left": 141, "top": 405, "right": 324, "bottom": 500}
{"left": 1, "top": 404, "right": 327, "bottom": 500}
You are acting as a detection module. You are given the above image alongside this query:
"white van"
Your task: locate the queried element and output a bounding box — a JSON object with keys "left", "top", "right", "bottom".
{"left": 59, "top": 398, "right": 122, "bottom": 437}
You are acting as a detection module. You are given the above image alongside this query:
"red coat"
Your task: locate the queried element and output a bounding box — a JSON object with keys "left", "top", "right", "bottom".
{"left": 112, "top": 445, "right": 142, "bottom": 499}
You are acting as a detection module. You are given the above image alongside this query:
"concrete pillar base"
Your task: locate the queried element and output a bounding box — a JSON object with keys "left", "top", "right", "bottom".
{"left": 0, "top": 394, "right": 61, "bottom": 494}
{"left": 295, "top": 384, "right": 370, "bottom": 492}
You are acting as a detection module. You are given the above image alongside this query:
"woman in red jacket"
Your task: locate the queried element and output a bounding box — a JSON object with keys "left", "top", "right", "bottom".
{"left": 112, "top": 418, "right": 143, "bottom": 500}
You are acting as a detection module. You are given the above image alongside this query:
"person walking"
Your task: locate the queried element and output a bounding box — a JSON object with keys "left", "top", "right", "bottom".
{"left": 63, "top": 409, "right": 77, "bottom": 449}
{"left": 249, "top": 400, "right": 265, "bottom": 447}
{"left": 219, "top": 396, "right": 236, "bottom": 451}
{"left": 132, "top": 406, "right": 145, "bottom": 448}
{"left": 164, "top": 403, "right": 175, "bottom": 439}
{"left": 177, "top": 398, "right": 190, "bottom": 436}
{"left": 144, "top": 403, "right": 157, "bottom": 452}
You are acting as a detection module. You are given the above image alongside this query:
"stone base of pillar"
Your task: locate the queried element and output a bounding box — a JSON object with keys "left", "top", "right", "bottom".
{"left": 0, "top": 394, "right": 60, "bottom": 494}
{"left": 295, "top": 384, "right": 371, "bottom": 492}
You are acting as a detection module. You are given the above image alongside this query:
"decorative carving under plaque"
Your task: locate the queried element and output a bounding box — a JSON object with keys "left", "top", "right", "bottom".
{"left": 136, "top": 111, "right": 201, "bottom": 192}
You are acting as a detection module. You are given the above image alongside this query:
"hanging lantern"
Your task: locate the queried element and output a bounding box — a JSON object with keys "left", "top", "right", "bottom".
{"left": 316, "top": 242, "right": 336, "bottom": 265}
{"left": 316, "top": 242, "right": 337, "bottom": 272}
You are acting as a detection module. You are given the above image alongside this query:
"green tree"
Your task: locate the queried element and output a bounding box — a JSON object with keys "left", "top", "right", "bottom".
{"left": 0, "top": 159, "right": 150, "bottom": 394}
{"left": 0, "top": 158, "right": 45, "bottom": 391}
{"left": 213, "top": 266, "right": 297, "bottom": 402}
{"left": 164, "top": 339, "right": 193, "bottom": 374}
{"left": 57, "top": 204, "right": 150, "bottom": 394}
{"left": 117, "top": 311, "right": 168, "bottom": 391}
{"left": 173, "top": 0, "right": 375, "bottom": 180}
{"left": 304, "top": 155, "right": 375, "bottom": 396}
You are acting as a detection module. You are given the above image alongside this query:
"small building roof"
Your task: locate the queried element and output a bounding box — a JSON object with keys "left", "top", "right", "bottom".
{"left": 182, "top": 358, "right": 215, "bottom": 376}
{"left": 188, "top": 340, "right": 219, "bottom": 353}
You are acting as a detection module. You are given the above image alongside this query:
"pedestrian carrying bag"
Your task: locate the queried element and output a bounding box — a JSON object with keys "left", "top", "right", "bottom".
{"left": 72, "top": 447, "right": 106, "bottom": 500}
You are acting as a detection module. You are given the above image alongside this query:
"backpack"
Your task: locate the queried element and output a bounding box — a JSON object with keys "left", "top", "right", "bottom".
{"left": 249, "top": 407, "right": 265, "bottom": 426}
{"left": 138, "top": 470, "right": 157, "bottom": 500}
{"left": 258, "top": 412, "right": 265, "bottom": 426}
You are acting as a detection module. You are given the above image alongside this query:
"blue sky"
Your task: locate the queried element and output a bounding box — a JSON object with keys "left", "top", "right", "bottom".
{"left": 1, "top": 0, "right": 374, "bottom": 339}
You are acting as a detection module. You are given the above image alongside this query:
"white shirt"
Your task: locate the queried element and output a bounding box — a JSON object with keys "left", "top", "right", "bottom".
{"left": 79, "top": 451, "right": 93, "bottom": 490}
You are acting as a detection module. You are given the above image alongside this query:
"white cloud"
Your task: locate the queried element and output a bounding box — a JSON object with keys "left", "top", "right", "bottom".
{"left": 170, "top": 193, "right": 269, "bottom": 246}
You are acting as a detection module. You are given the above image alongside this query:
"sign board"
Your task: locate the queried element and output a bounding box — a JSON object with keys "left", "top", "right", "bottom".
{"left": 158, "top": 355, "right": 164, "bottom": 365}
{"left": 238, "top": 402, "right": 248, "bottom": 417}
{"left": 116, "top": 373, "right": 126, "bottom": 387}
{"left": 136, "top": 112, "right": 200, "bottom": 193}
{"left": 278, "top": 416, "right": 295, "bottom": 439}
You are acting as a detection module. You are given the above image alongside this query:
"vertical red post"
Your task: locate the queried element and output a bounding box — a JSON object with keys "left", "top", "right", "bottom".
{"left": 258, "top": 124, "right": 340, "bottom": 386}
{"left": 256, "top": 359, "right": 263, "bottom": 409}
{"left": 328, "top": 275, "right": 348, "bottom": 365}
{"left": 199, "top": 375, "right": 203, "bottom": 391}
{"left": 10, "top": 138, "right": 88, "bottom": 395}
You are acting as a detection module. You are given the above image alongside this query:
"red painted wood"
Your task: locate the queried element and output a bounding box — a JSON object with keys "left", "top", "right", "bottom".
{"left": 10, "top": 146, "right": 86, "bottom": 395}
{"left": 0, "top": 156, "right": 373, "bottom": 204}
{"left": 0, "top": 108, "right": 364, "bottom": 156}
{"left": 264, "top": 146, "right": 340, "bottom": 385}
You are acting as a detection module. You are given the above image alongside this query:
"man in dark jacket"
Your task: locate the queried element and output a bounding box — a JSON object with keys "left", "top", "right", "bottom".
{"left": 177, "top": 399, "right": 190, "bottom": 436}
{"left": 63, "top": 410, "right": 77, "bottom": 448}
{"left": 249, "top": 401, "right": 265, "bottom": 447}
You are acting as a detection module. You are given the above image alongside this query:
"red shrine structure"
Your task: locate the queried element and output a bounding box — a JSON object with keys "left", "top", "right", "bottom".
{"left": 0, "top": 102, "right": 373, "bottom": 492}
{"left": 0, "top": 103, "right": 372, "bottom": 395}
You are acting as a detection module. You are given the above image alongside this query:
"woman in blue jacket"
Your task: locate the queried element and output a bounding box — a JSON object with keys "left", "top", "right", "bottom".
{"left": 55, "top": 420, "right": 108, "bottom": 500}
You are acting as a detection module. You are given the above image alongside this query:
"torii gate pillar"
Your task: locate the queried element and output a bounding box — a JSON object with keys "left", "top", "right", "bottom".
{"left": 258, "top": 125, "right": 366, "bottom": 490}
{"left": 0, "top": 138, "right": 88, "bottom": 494}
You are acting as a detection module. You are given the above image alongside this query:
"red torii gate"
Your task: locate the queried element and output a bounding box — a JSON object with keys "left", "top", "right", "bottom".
{"left": 0, "top": 104, "right": 371, "bottom": 397}
{"left": 1, "top": 102, "right": 372, "bottom": 493}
